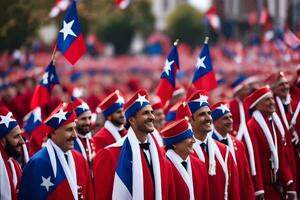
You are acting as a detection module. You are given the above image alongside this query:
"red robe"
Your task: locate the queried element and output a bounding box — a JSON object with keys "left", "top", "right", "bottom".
{"left": 93, "top": 126, "right": 127, "bottom": 152}
{"left": 167, "top": 155, "right": 209, "bottom": 200}
{"left": 93, "top": 134, "right": 174, "bottom": 200}
{"left": 228, "top": 135, "right": 255, "bottom": 200}
{"left": 247, "top": 112, "right": 295, "bottom": 199}
{"left": 230, "top": 98, "right": 242, "bottom": 135}
{"left": 76, "top": 134, "right": 96, "bottom": 163}
{"left": 192, "top": 139, "right": 240, "bottom": 200}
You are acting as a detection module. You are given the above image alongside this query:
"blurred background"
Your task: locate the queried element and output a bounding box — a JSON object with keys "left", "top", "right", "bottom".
{"left": 0, "top": 0, "right": 299, "bottom": 126}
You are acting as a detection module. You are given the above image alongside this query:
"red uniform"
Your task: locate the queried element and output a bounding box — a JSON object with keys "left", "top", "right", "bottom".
{"left": 192, "top": 136, "right": 240, "bottom": 200}
{"left": 93, "top": 121, "right": 127, "bottom": 152}
{"left": 166, "top": 151, "right": 209, "bottom": 200}
{"left": 247, "top": 111, "right": 295, "bottom": 199}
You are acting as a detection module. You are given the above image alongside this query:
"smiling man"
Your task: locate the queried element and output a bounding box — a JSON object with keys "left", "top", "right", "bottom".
{"left": 211, "top": 101, "right": 255, "bottom": 200}
{"left": 161, "top": 118, "right": 209, "bottom": 200}
{"left": 0, "top": 106, "right": 23, "bottom": 200}
{"left": 19, "top": 102, "right": 94, "bottom": 200}
{"left": 73, "top": 98, "right": 96, "bottom": 164}
{"left": 93, "top": 89, "right": 174, "bottom": 200}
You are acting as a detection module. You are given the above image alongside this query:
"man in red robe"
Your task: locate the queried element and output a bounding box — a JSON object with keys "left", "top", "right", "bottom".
{"left": 0, "top": 106, "right": 24, "bottom": 200}
{"left": 211, "top": 101, "right": 255, "bottom": 200}
{"left": 187, "top": 90, "right": 240, "bottom": 200}
{"left": 93, "top": 90, "right": 127, "bottom": 152}
{"left": 93, "top": 89, "right": 174, "bottom": 200}
{"left": 245, "top": 86, "right": 297, "bottom": 199}
{"left": 161, "top": 118, "right": 209, "bottom": 200}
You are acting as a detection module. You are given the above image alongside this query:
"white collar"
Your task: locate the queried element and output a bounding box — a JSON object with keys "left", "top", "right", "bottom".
{"left": 213, "top": 129, "right": 228, "bottom": 141}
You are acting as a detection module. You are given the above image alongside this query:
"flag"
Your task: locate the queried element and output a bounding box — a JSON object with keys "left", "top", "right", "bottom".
{"left": 30, "top": 61, "right": 60, "bottom": 110}
{"left": 115, "top": 0, "right": 131, "bottom": 9}
{"left": 283, "top": 29, "right": 300, "bottom": 50}
{"left": 49, "top": 0, "right": 70, "bottom": 18}
{"left": 205, "top": 5, "right": 220, "bottom": 32}
{"left": 155, "top": 41, "right": 180, "bottom": 104}
{"left": 192, "top": 38, "right": 217, "bottom": 91}
{"left": 23, "top": 107, "right": 42, "bottom": 135}
{"left": 112, "top": 138, "right": 133, "bottom": 199}
{"left": 57, "top": 0, "right": 86, "bottom": 65}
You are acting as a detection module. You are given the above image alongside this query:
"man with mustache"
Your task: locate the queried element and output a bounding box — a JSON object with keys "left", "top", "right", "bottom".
{"left": 93, "top": 89, "right": 174, "bottom": 200}
{"left": 73, "top": 98, "right": 96, "bottom": 165}
{"left": 19, "top": 102, "right": 94, "bottom": 200}
{"left": 0, "top": 106, "right": 23, "bottom": 200}
{"left": 93, "top": 90, "right": 127, "bottom": 152}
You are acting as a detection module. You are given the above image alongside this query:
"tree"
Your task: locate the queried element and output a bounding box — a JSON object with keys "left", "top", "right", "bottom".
{"left": 166, "top": 4, "right": 205, "bottom": 49}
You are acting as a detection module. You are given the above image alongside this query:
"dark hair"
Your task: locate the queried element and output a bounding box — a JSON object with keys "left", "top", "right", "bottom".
{"left": 164, "top": 145, "right": 174, "bottom": 152}
{"left": 124, "top": 119, "right": 131, "bottom": 130}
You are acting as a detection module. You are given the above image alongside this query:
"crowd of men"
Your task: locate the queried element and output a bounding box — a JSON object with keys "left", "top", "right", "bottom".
{"left": 1, "top": 68, "right": 300, "bottom": 200}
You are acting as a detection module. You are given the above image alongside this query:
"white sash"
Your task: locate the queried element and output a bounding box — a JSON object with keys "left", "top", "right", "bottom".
{"left": 75, "top": 137, "right": 87, "bottom": 160}
{"left": 104, "top": 120, "right": 122, "bottom": 142}
{"left": 253, "top": 111, "right": 279, "bottom": 172}
{"left": 151, "top": 128, "right": 163, "bottom": 147}
{"left": 166, "top": 150, "right": 194, "bottom": 200}
{"left": 46, "top": 139, "right": 78, "bottom": 200}
{"left": 235, "top": 100, "right": 256, "bottom": 175}
{"left": 0, "top": 151, "right": 11, "bottom": 200}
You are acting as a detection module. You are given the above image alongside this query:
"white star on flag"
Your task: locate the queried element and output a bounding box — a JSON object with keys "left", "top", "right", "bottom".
{"left": 42, "top": 72, "right": 49, "bottom": 85}
{"left": 52, "top": 108, "right": 68, "bottom": 124}
{"left": 33, "top": 107, "right": 42, "bottom": 123}
{"left": 135, "top": 94, "right": 149, "bottom": 106}
{"left": 195, "top": 56, "right": 206, "bottom": 69}
{"left": 163, "top": 59, "right": 174, "bottom": 76}
{"left": 218, "top": 104, "right": 230, "bottom": 114}
{"left": 78, "top": 102, "right": 90, "bottom": 111}
{"left": 59, "top": 20, "right": 77, "bottom": 41}
{"left": 0, "top": 112, "right": 15, "bottom": 128}
{"left": 192, "top": 95, "right": 208, "bottom": 106}
{"left": 40, "top": 176, "right": 54, "bottom": 192}
{"left": 116, "top": 94, "right": 125, "bottom": 105}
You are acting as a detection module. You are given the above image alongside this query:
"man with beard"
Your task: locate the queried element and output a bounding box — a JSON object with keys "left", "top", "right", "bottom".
{"left": 245, "top": 86, "right": 296, "bottom": 199}
{"left": 0, "top": 106, "right": 23, "bottom": 200}
{"left": 211, "top": 101, "right": 255, "bottom": 200}
{"left": 19, "top": 102, "right": 94, "bottom": 200}
{"left": 73, "top": 98, "right": 96, "bottom": 164}
{"left": 187, "top": 90, "right": 240, "bottom": 200}
{"left": 93, "top": 90, "right": 127, "bottom": 152}
{"left": 93, "top": 89, "right": 174, "bottom": 200}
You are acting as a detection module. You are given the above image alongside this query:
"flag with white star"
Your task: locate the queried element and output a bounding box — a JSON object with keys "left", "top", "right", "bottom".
{"left": 192, "top": 40, "right": 217, "bottom": 91}
{"left": 30, "top": 61, "right": 60, "bottom": 110}
{"left": 155, "top": 41, "right": 180, "bottom": 104}
{"left": 0, "top": 106, "right": 18, "bottom": 138}
{"left": 57, "top": 0, "right": 86, "bottom": 65}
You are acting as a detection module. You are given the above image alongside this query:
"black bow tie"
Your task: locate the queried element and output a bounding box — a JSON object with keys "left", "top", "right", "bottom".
{"left": 220, "top": 139, "right": 228, "bottom": 146}
{"left": 181, "top": 161, "right": 187, "bottom": 171}
{"left": 139, "top": 142, "right": 150, "bottom": 150}
{"left": 200, "top": 143, "right": 207, "bottom": 152}
{"left": 118, "top": 130, "right": 123, "bottom": 135}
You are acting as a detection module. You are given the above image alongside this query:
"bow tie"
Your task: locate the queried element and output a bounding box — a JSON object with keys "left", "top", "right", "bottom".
{"left": 220, "top": 138, "right": 228, "bottom": 146}
{"left": 181, "top": 161, "right": 187, "bottom": 171}
{"left": 200, "top": 143, "right": 207, "bottom": 152}
{"left": 139, "top": 142, "right": 150, "bottom": 150}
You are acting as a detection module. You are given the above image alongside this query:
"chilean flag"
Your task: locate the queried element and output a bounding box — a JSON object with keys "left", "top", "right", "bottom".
{"left": 30, "top": 61, "right": 60, "bottom": 110}
{"left": 49, "top": 0, "right": 70, "bottom": 18}
{"left": 57, "top": 0, "right": 86, "bottom": 65}
{"left": 192, "top": 39, "right": 217, "bottom": 91}
{"left": 155, "top": 41, "right": 180, "bottom": 104}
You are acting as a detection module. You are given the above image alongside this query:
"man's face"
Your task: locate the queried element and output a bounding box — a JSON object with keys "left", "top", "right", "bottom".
{"left": 190, "top": 106, "right": 212, "bottom": 134}
{"left": 76, "top": 111, "right": 92, "bottom": 135}
{"left": 108, "top": 108, "right": 125, "bottom": 127}
{"left": 173, "top": 137, "right": 195, "bottom": 160}
{"left": 272, "top": 77, "right": 290, "bottom": 99}
{"left": 153, "top": 108, "right": 165, "bottom": 130}
{"left": 213, "top": 113, "right": 233, "bottom": 135}
{"left": 256, "top": 95, "right": 275, "bottom": 116}
{"left": 130, "top": 105, "right": 155, "bottom": 134}
{"left": 4, "top": 126, "right": 24, "bottom": 159}
{"left": 51, "top": 122, "right": 77, "bottom": 152}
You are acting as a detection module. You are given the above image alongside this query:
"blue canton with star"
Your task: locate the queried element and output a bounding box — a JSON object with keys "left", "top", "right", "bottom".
{"left": 160, "top": 45, "right": 179, "bottom": 87}
{"left": 57, "top": 1, "right": 82, "bottom": 54}
{"left": 39, "top": 61, "right": 60, "bottom": 92}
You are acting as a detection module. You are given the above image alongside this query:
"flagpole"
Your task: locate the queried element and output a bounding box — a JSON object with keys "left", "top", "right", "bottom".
{"left": 204, "top": 36, "right": 209, "bottom": 44}
{"left": 51, "top": 44, "right": 57, "bottom": 65}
